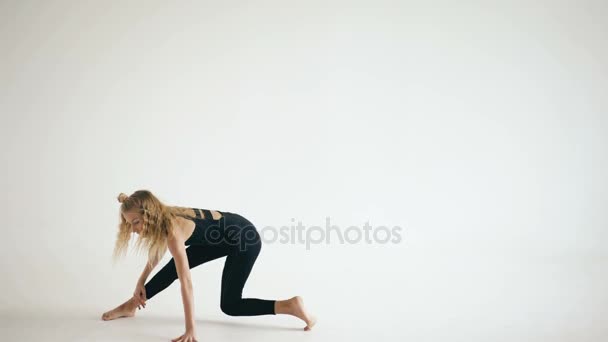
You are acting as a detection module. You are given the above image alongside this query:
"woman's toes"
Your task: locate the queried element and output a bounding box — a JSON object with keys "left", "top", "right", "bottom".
{"left": 304, "top": 315, "right": 317, "bottom": 331}
{"left": 101, "top": 311, "right": 113, "bottom": 321}
{"left": 290, "top": 296, "right": 316, "bottom": 330}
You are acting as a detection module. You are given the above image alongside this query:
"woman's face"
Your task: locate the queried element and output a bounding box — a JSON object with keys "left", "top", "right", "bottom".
{"left": 123, "top": 210, "right": 143, "bottom": 234}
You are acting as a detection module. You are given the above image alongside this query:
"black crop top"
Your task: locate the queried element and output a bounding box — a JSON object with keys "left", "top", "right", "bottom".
{"left": 183, "top": 208, "right": 226, "bottom": 246}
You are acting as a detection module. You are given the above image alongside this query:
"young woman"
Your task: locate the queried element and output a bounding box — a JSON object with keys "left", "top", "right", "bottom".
{"left": 101, "top": 190, "right": 316, "bottom": 342}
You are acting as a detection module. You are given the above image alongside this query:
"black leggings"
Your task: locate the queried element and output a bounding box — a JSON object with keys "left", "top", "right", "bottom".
{"left": 143, "top": 216, "right": 276, "bottom": 316}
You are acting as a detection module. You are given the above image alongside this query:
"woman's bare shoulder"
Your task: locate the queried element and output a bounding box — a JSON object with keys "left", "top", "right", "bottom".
{"left": 168, "top": 216, "right": 191, "bottom": 242}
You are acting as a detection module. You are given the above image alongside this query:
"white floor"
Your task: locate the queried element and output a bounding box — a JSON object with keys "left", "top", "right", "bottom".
{"left": 1, "top": 311, "right": 320, "bottom": 342}
{"left": 1, "top": 306, "right": 606, "bottom": 342}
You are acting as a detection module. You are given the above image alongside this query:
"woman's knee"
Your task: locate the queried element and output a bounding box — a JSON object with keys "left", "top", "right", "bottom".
{"left": 220, "top": 299, "right": 241, "bottom": 316}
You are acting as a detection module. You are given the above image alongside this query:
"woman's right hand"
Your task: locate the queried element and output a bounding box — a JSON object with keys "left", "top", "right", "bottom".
{"left": 133, "top": 281, "right": 147, "bottom": 309}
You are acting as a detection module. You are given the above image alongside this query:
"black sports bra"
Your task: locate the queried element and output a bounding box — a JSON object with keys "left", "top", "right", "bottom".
{"left": 182, "top": 208, "right": 226, "bottom": 246}
{"left": 192, "top": 208, "right": 222, "bottom": 221}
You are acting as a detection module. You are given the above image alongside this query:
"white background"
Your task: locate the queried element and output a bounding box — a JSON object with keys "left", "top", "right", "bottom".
{"left": 1, "top": 1, "right": 606, "bottom": 341}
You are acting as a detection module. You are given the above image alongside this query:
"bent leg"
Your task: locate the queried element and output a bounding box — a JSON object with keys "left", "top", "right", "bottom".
{"left": 220, "top": 239, "right": 276, "bottom": 316}
{"left": 145, "top": 244, "right": 227, "bottom": 300}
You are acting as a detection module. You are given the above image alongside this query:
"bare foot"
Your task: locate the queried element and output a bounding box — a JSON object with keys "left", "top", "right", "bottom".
{"left": 286, "top": 296, "right": 317, "bottom": 331}
{"left": 101, "top": 297, "right": 139, "bottom": 321}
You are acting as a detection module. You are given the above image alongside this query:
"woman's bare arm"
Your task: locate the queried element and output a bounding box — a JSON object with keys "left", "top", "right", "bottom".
{"left": 167, "top": 230, "right": 196, "bottom": 334}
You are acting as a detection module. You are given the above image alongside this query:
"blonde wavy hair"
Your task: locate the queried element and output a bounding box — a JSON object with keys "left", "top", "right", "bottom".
{"left": 112, "top": 190, "right": 196, "bottom": 266}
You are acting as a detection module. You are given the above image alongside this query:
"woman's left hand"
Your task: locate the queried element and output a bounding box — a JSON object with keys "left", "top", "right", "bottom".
{"left": 171, "top": 330, "right": 198, "bottom": 342}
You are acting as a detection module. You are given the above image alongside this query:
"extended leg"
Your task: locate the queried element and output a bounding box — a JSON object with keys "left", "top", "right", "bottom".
{"left": 145, "top": 244, "right": 228, "bottom": 300}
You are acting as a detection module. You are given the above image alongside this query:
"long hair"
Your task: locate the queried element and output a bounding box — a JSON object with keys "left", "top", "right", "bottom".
{"left": 112, "top": 190, "right": 196, "bottom": 267}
